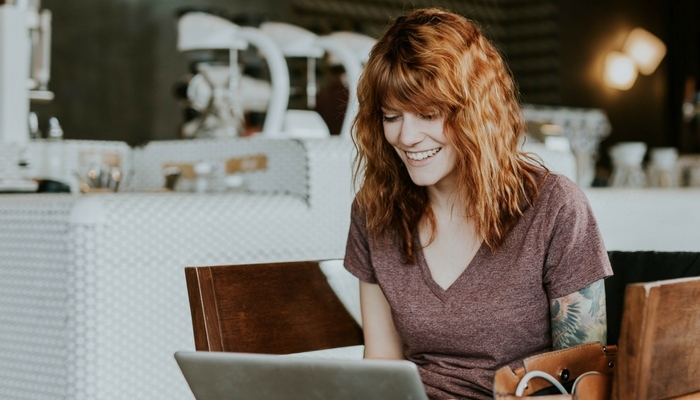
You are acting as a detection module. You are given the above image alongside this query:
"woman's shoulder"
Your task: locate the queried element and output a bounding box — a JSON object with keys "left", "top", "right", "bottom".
{"left": 539, "top": 170, "right": 585, "bottom": 199}
{"left": 532, "top": 171, "right": 590, "bottom": 217}
{"left": 509, "top": 166, "right": 587, "bottom": 221}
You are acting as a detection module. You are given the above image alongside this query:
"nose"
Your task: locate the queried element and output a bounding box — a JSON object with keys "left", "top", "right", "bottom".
{"left": 398, "top": 114, "right": 424, "bottom": 147}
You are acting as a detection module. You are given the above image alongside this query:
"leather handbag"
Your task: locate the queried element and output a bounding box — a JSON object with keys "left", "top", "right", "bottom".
{"left": 493, "top": 342, "right": 617, "bottom": 400}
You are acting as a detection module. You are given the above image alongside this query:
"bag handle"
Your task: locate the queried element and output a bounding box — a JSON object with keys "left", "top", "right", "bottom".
{"left": 494, "top": 343, "right": 617, "bottom": 398}
{"left": 515, "top": 371, "right": 568, "bottom": 396}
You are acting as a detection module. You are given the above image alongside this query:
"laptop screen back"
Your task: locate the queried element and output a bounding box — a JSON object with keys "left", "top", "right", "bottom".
{"left": 174, "top": 350, "right": 429, "bottom": 400}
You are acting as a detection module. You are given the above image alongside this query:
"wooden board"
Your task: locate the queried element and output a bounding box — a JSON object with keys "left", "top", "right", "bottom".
{"left": 613, "top": 276, "right": 700, "bottom": 400}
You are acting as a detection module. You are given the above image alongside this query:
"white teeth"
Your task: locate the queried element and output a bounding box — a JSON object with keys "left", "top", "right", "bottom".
{"left": 406, "top": 148, "right": 441, "bottom": 161}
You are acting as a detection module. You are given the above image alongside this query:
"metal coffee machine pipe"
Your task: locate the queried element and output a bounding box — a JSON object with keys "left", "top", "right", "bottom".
{"left": 0, "top": 2, "right": 31, "bottom": 146}
{"left": 0, "top": 0, "right": 53, "bottom": 145}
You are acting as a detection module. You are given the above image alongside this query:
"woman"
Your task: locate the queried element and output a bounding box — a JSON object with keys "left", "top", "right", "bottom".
{"left": 343, "top": 8, "right": 612, "bottom": 400}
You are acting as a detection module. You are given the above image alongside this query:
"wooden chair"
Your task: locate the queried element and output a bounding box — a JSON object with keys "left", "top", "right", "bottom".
{"left": 184, "top": 260, "right": 364, "bottom": 355}
{"left": 612, "top": 276, "right": 700, "bottom": 400}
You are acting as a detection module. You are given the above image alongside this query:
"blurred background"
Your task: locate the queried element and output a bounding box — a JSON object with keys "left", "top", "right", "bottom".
{"left": 16, "top": 0, "right": 700, "bottom": 176}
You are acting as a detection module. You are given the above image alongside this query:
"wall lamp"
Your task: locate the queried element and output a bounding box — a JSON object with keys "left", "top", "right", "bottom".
{"left": 604, "top": 28, "right": 666, "bottom": 90}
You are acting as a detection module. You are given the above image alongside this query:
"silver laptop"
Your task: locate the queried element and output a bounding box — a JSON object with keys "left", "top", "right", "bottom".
{"left": 174, "top": 350, "right": 429, "bottom": 400}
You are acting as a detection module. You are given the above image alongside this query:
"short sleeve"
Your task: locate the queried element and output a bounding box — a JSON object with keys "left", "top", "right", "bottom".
{"left": 343, "top": 199, "right": 378, "bottom": 283}
{"left": 542, "top": 176, "right": 613, "bottom": 299}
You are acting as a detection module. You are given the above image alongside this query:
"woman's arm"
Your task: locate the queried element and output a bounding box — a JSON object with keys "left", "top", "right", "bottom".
{"left": 360, "top": 280, "right": 405, "bottom": 359}
{"left": 549, "top": 279, "right": 607, "bottom": 349}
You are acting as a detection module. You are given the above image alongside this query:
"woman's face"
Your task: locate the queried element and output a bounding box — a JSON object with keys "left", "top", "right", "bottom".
{"left": 382, "top": 107, "right": 458, "bottom": 192}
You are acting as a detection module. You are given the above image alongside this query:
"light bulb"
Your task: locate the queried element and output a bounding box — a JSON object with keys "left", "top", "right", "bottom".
{"left": 623, "top": 28, "right": 666, "bottom": 75}
{"left": 604, "top": 51, "right": 638, "bottom": 90}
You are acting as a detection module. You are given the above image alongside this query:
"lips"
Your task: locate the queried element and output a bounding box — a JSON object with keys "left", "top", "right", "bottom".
{"left": 405, "top": 148, "right": 441, "bottom": 161}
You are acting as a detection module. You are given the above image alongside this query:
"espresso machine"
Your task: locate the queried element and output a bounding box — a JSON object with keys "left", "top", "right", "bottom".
{"left": 175, "top": 11, "right": 289, "bottom": 139}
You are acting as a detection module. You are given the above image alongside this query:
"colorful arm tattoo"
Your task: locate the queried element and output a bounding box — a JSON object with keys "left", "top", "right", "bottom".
{"left": 549, "top": 279, "right": 607, "bottom": 349}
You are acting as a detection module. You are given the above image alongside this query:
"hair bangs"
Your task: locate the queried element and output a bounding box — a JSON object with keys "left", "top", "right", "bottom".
{"left": 373, "top": 59, "right": 455, "bottom": 116}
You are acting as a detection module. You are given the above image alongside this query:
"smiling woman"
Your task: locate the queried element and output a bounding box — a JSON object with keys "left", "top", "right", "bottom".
{"left": 344, "top": 8, "right": 613, "bottom": 400}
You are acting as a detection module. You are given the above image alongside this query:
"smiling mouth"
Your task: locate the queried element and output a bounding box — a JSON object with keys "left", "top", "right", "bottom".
{"left": 405, "top": 148, "right": 441, "bottom": 161}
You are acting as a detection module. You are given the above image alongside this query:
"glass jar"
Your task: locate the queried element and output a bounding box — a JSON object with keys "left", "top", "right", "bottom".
{"left": 608, "top": 142, "right": 647, "bottom": 187}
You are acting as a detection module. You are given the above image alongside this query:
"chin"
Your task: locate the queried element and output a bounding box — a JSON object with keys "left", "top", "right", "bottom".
{"left": 407, "top": 174, "right": 439, "bottom": 187}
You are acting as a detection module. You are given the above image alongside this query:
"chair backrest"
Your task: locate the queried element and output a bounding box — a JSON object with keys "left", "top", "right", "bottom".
{"left": 605, "top": 251, "right": 700, "bottom": 345}
{"left": 184, "top": 261, "right": 364, "bottom": 354}
{"left": 612, "top": 276, "right": 700, "bottom": 400}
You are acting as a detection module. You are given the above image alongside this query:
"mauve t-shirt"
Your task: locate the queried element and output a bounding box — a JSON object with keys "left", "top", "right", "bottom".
{"left": 344, "top": 173, "right": 613, "bottom": 400}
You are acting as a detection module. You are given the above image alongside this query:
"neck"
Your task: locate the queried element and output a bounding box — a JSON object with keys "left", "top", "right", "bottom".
{"left": 427, "top": 185, "right": 466, "bottom": 220}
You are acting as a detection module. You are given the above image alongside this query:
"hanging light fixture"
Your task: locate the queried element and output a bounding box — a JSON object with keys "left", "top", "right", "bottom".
{"left": 604, "top": 27, "right": 666, "bottom": 90}
{"left": 623, "top": 28, "right": 667, "bottom": 75}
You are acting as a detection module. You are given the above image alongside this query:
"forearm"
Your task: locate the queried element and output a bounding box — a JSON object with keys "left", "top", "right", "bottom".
{"left": 360, "top": 281, "right": 405, "bottom": 359}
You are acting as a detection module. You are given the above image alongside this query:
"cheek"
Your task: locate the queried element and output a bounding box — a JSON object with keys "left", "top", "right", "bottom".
{"left": 431, "top": 121, "right": 447, "bottom": 141}
{"left": 382, "top": 123, "right": 399, "bottom": 145}
{"left": 446, "top": 149, "right": 459, "bottom": 171}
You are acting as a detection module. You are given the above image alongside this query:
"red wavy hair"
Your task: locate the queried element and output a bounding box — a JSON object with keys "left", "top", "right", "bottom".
{"left": 352, "top": 8, "right": 546, "bottom": 263}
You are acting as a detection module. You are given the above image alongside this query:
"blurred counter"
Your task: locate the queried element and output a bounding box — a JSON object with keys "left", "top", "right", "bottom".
{"left": 585, "top": 188, "right": 700, "bottom": 252}
{"left": 0, "top": 138, "right": 355, "bottom": 400}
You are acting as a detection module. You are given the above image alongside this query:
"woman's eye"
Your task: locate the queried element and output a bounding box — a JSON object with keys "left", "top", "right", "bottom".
{"left": 419, "top": 113, "right": 436, "bottom": 120}
{"left": 382, "top": 115, "right": 399, "bottom": 122}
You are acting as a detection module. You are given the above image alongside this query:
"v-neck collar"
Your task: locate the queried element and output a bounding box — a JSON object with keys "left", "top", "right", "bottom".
{"left": 414, "top": 236, "right": 486, "bottom": 302}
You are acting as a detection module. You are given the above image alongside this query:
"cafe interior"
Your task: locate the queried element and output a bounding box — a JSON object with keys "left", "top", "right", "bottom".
{"left": 1, "top": 0, "right": 699, "bottom": 399}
